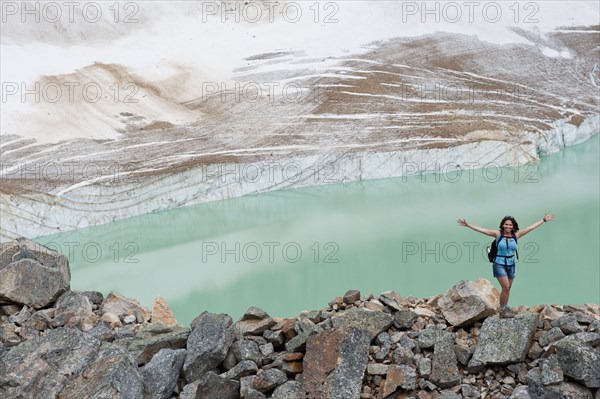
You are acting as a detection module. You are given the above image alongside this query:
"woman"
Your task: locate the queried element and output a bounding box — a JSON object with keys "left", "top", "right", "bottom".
{"left": 457, "top": 214, "right": 555, "bottom": 318}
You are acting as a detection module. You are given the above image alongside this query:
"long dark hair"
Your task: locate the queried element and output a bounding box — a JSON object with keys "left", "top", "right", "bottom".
{"left": 499, "top": 216, "right": 519, "bottom": 234}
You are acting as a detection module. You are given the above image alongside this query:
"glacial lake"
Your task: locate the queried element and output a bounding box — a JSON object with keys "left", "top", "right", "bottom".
{"left": 35, "top": 135, "right": 600, "bottom": 325}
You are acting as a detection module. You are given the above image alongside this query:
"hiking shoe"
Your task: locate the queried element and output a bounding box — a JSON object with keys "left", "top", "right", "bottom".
{"left": 499, "top": 307, "right": 517, "bottom": 318}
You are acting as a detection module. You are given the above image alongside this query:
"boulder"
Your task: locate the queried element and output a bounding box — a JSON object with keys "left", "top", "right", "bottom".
{"left": 141, "top": 348, "right": 186, "bottom": 399}
{"left": 468, "top": 312, "right": 538, "bottom": 370}
{"left": 438, "top": 279, "right": 499, "bottom": 327}
{"left": 113, "top": 324, "right": 190, "bottom": 365}
{"left": 0, "top": 327, "right": 99, "bottom": 398}
{"left": 302, "top": 327, "right": 371, "bottom": 399}
{"left": 331, "top": 308, "right": 394, "bottom": 340}
{"left": 527, "top": 368, "right": 593, "bottom": 399}
{"left": 0, "top": 238, "right": 70, "bottom": 309}
{"left": 150, "top": 296, "right": 178, "bottom": 327}
{"left": 430, "top": 334, "right": 461, "bottom": 388}
{"left": 100, "top": 292, "right": 151, "bottom": 322}
{"left": 555, "top": 335, "right": 600, "bottom": 388}
{"left": 183, "top": 312, "right": 235, "bottom": 382}
{"left": 382, "top": 364, "right": 417, "bottom": 397}
{"left": 58, "top": 342, "right": 145, "bottom": 399}
{"left": 234, "top": 306, "right": 276, "bottom": 337}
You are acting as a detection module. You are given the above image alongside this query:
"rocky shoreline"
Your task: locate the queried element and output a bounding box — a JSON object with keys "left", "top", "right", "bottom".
{"left": 1, "top": 238, "right": 599, "bottom": 399}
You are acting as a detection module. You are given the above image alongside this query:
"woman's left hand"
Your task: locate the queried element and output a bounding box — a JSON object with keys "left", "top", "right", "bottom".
{"left": 544, "top": 213, "right": 555, "bottom": 222}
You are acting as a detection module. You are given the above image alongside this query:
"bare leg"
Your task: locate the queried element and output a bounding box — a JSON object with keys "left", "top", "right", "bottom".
{"left": 496, "top": 276, "right": 512, "bottom": 307}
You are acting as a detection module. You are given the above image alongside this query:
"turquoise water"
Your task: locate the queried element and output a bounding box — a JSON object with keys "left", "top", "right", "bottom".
{"left": 35, "top": 135, "right": 600, "bottom": 325}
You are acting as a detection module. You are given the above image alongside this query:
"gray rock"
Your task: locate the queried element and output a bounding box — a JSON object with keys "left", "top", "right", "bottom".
{"left": 55, "top": 290, "right": 94, "bottom": 318}
{"left": 58, "top": 342, "right": 145, "bottom": 399}
{"left": 392, "top": 347, "right": 415, "bottom": 365}
{"left": 0, "top": 238, "right": 70, "bottom": 309}
{"left": 303, "top": 327, "right": 370, "bottom": 399}
{"left": 331, "top": 308, "right": 394, "bottom": 340}
{"left": 454, "top": 342, "right": 474, "bottom": 366}
{"left": 509, "top": 385, "right": 531, "bottom": 399}
{"left": 394, "top": 310, "right": 418, "bottom": 330}
{"left": 81, "top": 290, "right": 104, "bottom": 306}
{"left": 220, "top": 360, "right": 258, "bottom": 380}
{"left": 259, "top": 342, "right": 274, "bottom": 357}
{"left": 263, "top": 329, "right": 284, "bottom": 348}
{"left": 382, "top": 364, "right": 417, "bottom": 397}
{"left": 527, "top": 368, "right": 593, "bottom": 399}
{"left": 437, "top": 279, "right": 499, "bottom": 327}
{"left": 375, "top": 332, "right": 392, "bottom": 361}
{"left": 468, "top": 312, "right": 538, "bottom": 370}
{"left": 569, "top": 332, "right": 600, "bottom": 346}
{"left": 540, "top": 354, "right": 563, "bottom": 385}
{"left": 271, "top": 381, "right": 304, "bottom": 399}
{"left": 554, "top": 314, "right": 583, "bottom": 334}
{"left": 233, "top": 339, "right": 263, "bottom": 366}
{"left": 141, "top": 348, "right": 186, "bottom": 399}
{"left": 538, "top": 327, "right": 565, "bottom": 348}
{"left": 430, "top": 334, "right": 461, "bottom": 388}
{"left": 252, "top": 368, "right": 287, "bottom": 393}
{"left": 439, "top": 390, "right": 461, "bottom": 399}
{"left": 343, "top": 289, "right": 361, "bottom": 304}
{"left": 366, "top": 363, "right": 389, "bottom": 375}
{"left": 555, "top": 335, "right": 600, "bottom": 388}
{"left": 378, "top": 291, "right": 408, "bottom": 311}
{"left": 461, "top": 383, "right": 481, "bottom": 398}
{"left": 417, "top": 329, "right": 452, "bottom": 349}
{"left": 183, "top": 312, "right": 235, "bottom": 382}
{"left": 0, "top": 327, "right": 99, "bottom": 398}
{"left": 417, "top": 357, "right": 432, "bottom": 378}
{"left": 528, "top": 341, "right": 544, "bottom": 359}
{"left": 192, "top": 371, "right": 239, "bottom": 399}
{"left": 113, "top": 324, "right": 190, "bottom": 365}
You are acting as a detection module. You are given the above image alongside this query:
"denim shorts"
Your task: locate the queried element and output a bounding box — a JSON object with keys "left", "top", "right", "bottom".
{"left": 493, "top": 262, "right": 516, "bottom": 279}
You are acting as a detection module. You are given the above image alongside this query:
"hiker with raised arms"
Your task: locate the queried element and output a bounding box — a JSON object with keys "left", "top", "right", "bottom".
{"left": 457, "top": 214, "right": 555, "bottom": 318}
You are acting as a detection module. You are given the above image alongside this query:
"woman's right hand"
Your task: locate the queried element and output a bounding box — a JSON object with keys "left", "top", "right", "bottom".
{"left": 457, "top": 218, "right": 468, "bottom": 227}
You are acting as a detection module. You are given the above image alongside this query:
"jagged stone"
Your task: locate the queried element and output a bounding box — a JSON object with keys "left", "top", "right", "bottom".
{"left": 234, "top": 306, "right": 276, "bottom": 337}
{"left": 263, "top": 329, "right": 285, "bottom": 348}
{"left": 430, "top": 334, "right": 461, "bottom": 388}
{"left": 55, "top": 291, "right": 94, "bottom": 318}
{"left": 0, "top": 327, "right": 100, "bottom": 398}
{"left": 252, "top": 368, "right": 287, "bottom": 392}
{"left": 58, "top": 342, "right": 145, "bottom": 399}
{"left": 394, "top": 310, "right": 418, "bottom": 330}
{"left": 100, "top": 292, "right": 150, "bottom": 322}
{"left": 468, "top": 312, "right": 538, "bottom": 370}
{"left": 343, "top": 289, "right": 361, "bottom": 304}
{"left": 454, "top": 342, "right": 474, "bottom": 366}
{"left": 375, "top": 331, "right": 392, "bottom": 361}
{"left": 417, "top": 329, "right": 452, "bottom": 349}
{"left": 553, "top": 314, "right": 583, "bottom": 334}
{"left": 367, "top": 363, "right": 389, "bottom": 375}
{"left": 538, "top": 327, "right": 565, "bottom": 347}
{"left": 555, "top": 335, "right": 600, "bottom": 388}
{"left": 0, "top": 238, "right": 70, "bottom": 309}
{"left": 378, "top": 291, "right": 410, "bottom": 311}
{"left": 232, "top": 339, "right": 263, "bottom": 365}
{"left": 183, "top": 312, "right": 235, "bottom": 382}
{"left": 382, "top": 364, "right": 417, "bottom": 397}
{"left": 527, "top": 368, "right": 593, "bottom": 399}
{"left": 438, "top": 279, "right": 499, "bottom": 327}
{"left": 190, "top": 371, "right": 239, "bottom": 399}
{"left": 150, "top": 296, "right": 178, "bottom": 327}
{"left": 271, "top": 381, "right": 303, "bottom": 399}
{"left": 539, "top": 354, "right": 563, "bottom": 385}
{"left": 417, "top": 357, "right": 432, "bottom": 378}
{"left": 141, "top": 348, "right": 186, "bottom": 399}
{"left": 113, "top": 324, "right": 190, "bottom": 365}
{"left": 220, "top": 360, "right": 258, "bottom": 380}
{"left": 509, "top": 385, "right": 531, "bottom": 399}
{"left": 303, "top": 327, "right": 370, "bottom": 399}
{"left": 331, "top": 308, "right": 394, "bottom": 340}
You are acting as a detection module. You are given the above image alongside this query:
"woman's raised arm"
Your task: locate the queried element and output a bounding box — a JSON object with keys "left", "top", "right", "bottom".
{"left": 457, "top": 218, "right": 498, "bottom": 237}
{"left": 516, "top": 213, "right": 555, "bottom": 238}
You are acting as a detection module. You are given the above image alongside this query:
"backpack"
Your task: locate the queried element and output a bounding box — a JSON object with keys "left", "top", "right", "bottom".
{"left": 487, "top": 233, "right": 518, "bottom": 263}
